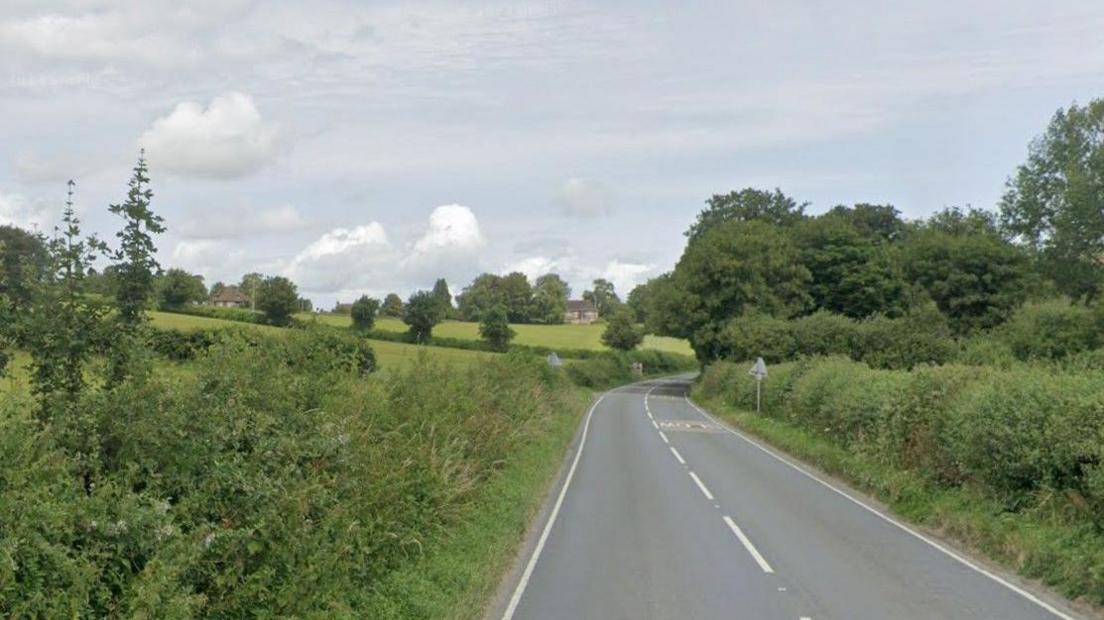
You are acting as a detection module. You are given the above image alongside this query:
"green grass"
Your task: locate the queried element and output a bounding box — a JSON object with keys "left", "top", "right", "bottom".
{"left": 300, "top": 313, "right": 695, "bottom": 356}
{"left": 692, "top": 391, "right": 1104, "bottom": 610}
{"left": 149, "top": 311, "right": 491, "bottom": 369}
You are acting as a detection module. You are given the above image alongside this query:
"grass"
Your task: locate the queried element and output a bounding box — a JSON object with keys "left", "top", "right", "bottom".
{"left": 362, "top": 384, "right": 590, "bottom": 618}
{"left": 300, "top": 313, "right": 695, "bottom": 356}
{"left": 149, "top": 311, "right": 490, "bottom": 369}
{"left": 692, "top": 391, "right": 1104, "bottom": 612}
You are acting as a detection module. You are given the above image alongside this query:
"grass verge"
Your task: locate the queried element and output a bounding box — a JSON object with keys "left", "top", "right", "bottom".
{"left": 692, "top": 390, "right": 1104, "bottom": 612}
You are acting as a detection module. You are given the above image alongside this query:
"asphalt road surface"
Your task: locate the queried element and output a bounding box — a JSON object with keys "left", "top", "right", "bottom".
{"left": 497, "top": 378, "right": 1081, "bottom": 620}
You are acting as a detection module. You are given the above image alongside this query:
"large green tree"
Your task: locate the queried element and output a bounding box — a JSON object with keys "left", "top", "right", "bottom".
{"left": 582, "top": 278, "right": 619, "bottom": 317}
{"left": 531, "top": 273, "right": 569, "bottom": 324}
{"left": 404, "top": 290, "right": 444, "bottom": 343}
{"left": 819, "top": 203, "right": 907, "bottom": 243}
{"left": 601, "top": 307, "right": 643, "bottom": 351}
{"left": 685, "top": 187, "right": 807, "bottom": 240}
{"left": 672, "top": 220, "right": 812, "bottom": 361}
{"left": 431, "top": 278, "right": 454, "bottom": 318}
{"left": 256, "top": 276, "right": 299, "bottom": 326}
{"left": 0, "top": 225, "right": 49, "bottom": 312}
{"left": 478, "top": 304, "right": 515, "bottom": 351}
{"left": 239, "top": 272, "right": 264, "bottom": 309}
{"left": 456, "top": 273, "right": 504, "bottom": 321}
{"left": 1000, "top": 99, "right": 1104, "bottom": 301}
{"left": 350, "top": 295, "right": 380, "bottom": 331}
{"left": 901, "top": 217, "right": 1031, "bottom": 333}
{"left": 157, "top": 268, "right": 207, "bottom": 309}
{"left": 380, "top": 292, "right": 404, "bottom": 318}
{"left": 500, "top": 272, "right": 534, "bottom": 322}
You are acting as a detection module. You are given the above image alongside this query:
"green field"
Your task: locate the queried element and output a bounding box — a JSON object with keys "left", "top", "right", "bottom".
{"left": 300, "top": 313, "right": 695, "bottom": 356}
{"left": 149, "top": 311, "right": 490, "bottom": 369}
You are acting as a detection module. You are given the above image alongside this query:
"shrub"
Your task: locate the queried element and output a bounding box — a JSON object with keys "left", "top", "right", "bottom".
{"left": 718, "top": 314, "right": 796, "bottom": 363}
{"left": 853, "top": 304, "right": 957, "bottom": 370}
{"left": 790, "top": 310, "right": 857, "bottom": 357}
{"left": 1000, "top": 299, "right": 1102, "bottom": 361}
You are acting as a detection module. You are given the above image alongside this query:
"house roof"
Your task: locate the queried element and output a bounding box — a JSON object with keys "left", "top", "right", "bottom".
{"left": 566, "top": 299, "right": 597, "bottom": 313}
{"left": 211, "top": 286, "right": 250, "bottom": 303}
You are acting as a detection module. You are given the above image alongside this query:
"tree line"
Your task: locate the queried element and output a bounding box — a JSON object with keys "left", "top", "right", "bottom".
{"left": 634, "top": 98, "right": 1104, "bottom": 362}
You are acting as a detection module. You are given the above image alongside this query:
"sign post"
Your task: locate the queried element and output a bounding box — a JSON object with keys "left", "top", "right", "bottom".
{"left": 748, "top": 357, "right": 768, "bottom": 414}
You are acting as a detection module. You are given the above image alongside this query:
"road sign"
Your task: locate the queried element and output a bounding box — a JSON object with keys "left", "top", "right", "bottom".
{"left": 547, "top": 352, "right": 563, "bottom": 368}
{"left": 748, "top": 357, "right": 767, "bottom": 414}
{"left": 748, "top": 357, "right": 768, "bottom": 380}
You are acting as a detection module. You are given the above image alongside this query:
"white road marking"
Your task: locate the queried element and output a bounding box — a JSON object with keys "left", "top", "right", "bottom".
{"left": 658, "top": 431, "right": 670, "bottom": 444}
{"left": 670, "top": 446, "right": 686, "bottom": 465}
{"left": 723, "top": 515, "right": 774, "bottom": 574}
{"left": 688, "top": 471, "right": 714, "bottom": 500}
{"left": 651, "top": 419, "right": 659, "bottom": 429}
{"left": 501, "top": 392, "right": 610, "bottom": 620}
{"left": 680, "top": 394, "right": 1075, "bottom": 620}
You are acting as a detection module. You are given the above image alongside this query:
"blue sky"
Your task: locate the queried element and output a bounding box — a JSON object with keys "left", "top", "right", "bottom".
{"left": 2, "top": 1, "right": 1103, "bottom": 307}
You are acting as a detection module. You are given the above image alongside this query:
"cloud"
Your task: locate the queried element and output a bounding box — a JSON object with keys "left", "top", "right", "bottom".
{"left": 170, "top": 239, "right": 248, "bottom": 283}
{"left": 0, "top": 190, "right": 54, "bottom": 230}
{"left": 505, "top": 252, "right": 655, "bottom": 299}
{"left": 411, "top": 204, "right": 485, "bottom": 254}
{"left": 285, "top": 222, "right": 393, "bottom": 294}
{"left": 175, "top": 204, "right": 305, "bottom": 239}
{"left": 557, "top": 178, "right": 614, "bottom": 218}
{"left": 139, "top": 92, "right": 279, "bottom": 179}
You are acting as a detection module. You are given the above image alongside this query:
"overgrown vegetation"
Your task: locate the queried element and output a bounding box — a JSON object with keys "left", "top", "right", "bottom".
{"left": 695, "top": 357, "right": 1104, "bottom": 603}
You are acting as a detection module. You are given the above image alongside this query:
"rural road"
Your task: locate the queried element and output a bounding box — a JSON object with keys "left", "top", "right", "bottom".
{"left": 495, "top": 378, "right": 1081, "bottom": 620}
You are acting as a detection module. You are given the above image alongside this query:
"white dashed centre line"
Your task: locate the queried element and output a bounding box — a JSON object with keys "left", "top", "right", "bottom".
{"left": 723, "top": 515, "right": 774, "bottom": 574}
{"left": 651, "top": 419, "right": 659, "bottom": 429}
{"left": 669, "top": 446, "right": 686, "bottom": 465}
{"left": 688, "top": 471, "right": 714, "bottom": 500}
{"left": 658, "top": 431, "right": 670, "bottom": 444}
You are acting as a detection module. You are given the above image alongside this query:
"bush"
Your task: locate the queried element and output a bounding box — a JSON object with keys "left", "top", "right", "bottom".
{"left": 853, "top": 304, "right": 957, "bottom": 370}
{"left": 564, "top": 349, "right": 697, "bottom": 389}
{"left": 718, "top": 314, "right": 796, "bottom": 363}
{"left": 1000, "top": 299, "right": 1102, "bottom": 361}
{"left": 145, "top": 327, "right": 217, "bottom": 361}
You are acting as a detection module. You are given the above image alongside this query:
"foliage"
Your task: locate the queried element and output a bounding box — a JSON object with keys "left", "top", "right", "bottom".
{"left": 819, "top": 203, "right": 907, "bottom": 243}
{"left": 432, "top": 278, "right": 454, "bottom": 318}
{"left": 108, "top": 153, "right": 164, "bottom": 327}
{"left": 600, "top": 307, "right": 643, "bottom": 351}
{"left": 157, "top": 268, "right": 207, "bottom": 309}
{"left": 238, "top": 272, "right": 264, "bottom": 302}
{"left": 582, "top": 278, "right": 620, "bottom": 317}
{"left": 672, "top": 219, "right": 812, "bottom": 361}
{"left": 156, "top": 303, "right": 270, "bottom": 325}
{"left": 350, "top": 294, "right": 380, "bottom": 332}
{"left": 0, "top": 224, "right": 49, "bottom": 312}
{"left": 1000, "top": 98, "right": 1104, "bottom": 301}
{"left": 531, "top": 273, "right": 569, "bottom": 324}
{"left": 999, "top": 299, "right": 1103, "bottom": 361}
{"left": 900, "top": 219, "right": 1030, "bottom": 333}
{"left": 380, "top": 292, "right": 404, "bottom": 318}
{"left": 478, "top": 304, "right": 515, "bottom": 351}
{"left": 255, "top": 276, "right": 299, "bottom": 326}
{"left": 564, "top": 349, "right": 697, "bottom": 389}
{"left": 685, "top": 187, "right": 807, "bottom": 240}
{"left": 404, "top": 290, "right": 445, "bottom": 343}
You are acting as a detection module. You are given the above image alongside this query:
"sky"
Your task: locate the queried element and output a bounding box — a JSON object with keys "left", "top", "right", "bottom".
{"left": 2, "top": 1, "right": 1104, "bottom": 308}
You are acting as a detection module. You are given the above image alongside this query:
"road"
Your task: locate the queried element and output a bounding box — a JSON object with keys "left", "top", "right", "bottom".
{"left": 497, "top": 378, "right": 1079, "bottom": 620}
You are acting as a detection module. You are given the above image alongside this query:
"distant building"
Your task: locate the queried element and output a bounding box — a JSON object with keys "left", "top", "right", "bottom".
{"left": 564, "top": 299, "right": 599, "bottom": 325}
{"left": 210, "top": 286, "right": 251, "bottom": 308}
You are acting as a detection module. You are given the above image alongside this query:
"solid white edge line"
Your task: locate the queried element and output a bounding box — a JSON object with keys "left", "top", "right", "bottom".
{"left": 723, "top": 515, "right": 775, "bottom": 574}
{"left": 658, "top": 431, "right": 670, "bottom": 444}
{"left": 688, "top": 471, "right": 715, "bottom": 500}
{"left": 501, "top": 392, "right": 610, "bottom": 620}
{"left": 670, "top": 446, "right": 686, "bottom": 465}
{"left": 680, "top": 394, "right": 1075, "bottom": 620}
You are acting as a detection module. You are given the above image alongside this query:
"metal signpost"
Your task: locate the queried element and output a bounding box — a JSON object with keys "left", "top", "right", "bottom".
{"left": 748, "top": 357, "right": 768, "bottom": 414}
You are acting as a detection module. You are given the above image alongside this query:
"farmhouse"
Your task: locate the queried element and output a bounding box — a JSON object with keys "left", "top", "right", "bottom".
{"left": 564, "top": 299, "right": 599, "bottom": 325}
{"left": 210, "top": 286, "right": 251, "bottom": 308}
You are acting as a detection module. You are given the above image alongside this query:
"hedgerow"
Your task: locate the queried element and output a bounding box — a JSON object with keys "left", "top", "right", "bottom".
{"left": 0, "top": 335, "right": 578, "bottom": 616}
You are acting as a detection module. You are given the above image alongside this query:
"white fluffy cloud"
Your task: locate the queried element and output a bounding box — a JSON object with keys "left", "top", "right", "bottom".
{"left": 411, "top": 204, "right": 485, "bottom": 254}
{"left": 285, "top": 223, "right": 392, "bottom": 293}
{"left": 505, "top": 253, "right": 655, "bottom": 299}
{"left": 557, "top": 178, "right": 614, "bottom": 218}
{"left": 139, "top": 92, "right": 279, "bottom": 179}
{"left": 0, "top": 191, "right": 53, "bottom": 229}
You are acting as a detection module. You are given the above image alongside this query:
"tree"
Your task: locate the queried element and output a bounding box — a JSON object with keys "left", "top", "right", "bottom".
{"left": 532, "top": 273, "right": 570, "bottom": 324}
{"left": 297, "top": 297, "right": 313, "bottom": 312}
{"left": 209, "top": 281, "right": 226, "bottom": 299}
{"left": 404, "top": 290, "right": 444, "bottom": 343}
{"left": 626, "top": 282, "right": 652, "bottom": 323}
{"left": 239, "top": 272, "right": 264, "bottom": 309}
{"left": 499, "top": 271, "right": 534, "bottom": 322}
{"left": 157, "top": 268, "right": 207, "bottom": 309}
{"left": 601, "top": 307, "right": 644, "bottom": 351}
{"left": 479, "top": 304, "right": 515, "bottom": 351}
{"left": 901, "top": 225, "right": 1031, "bottom": 333}
{"left": 1000, "top": 99, "right": 1104, "bottom": 301}
{"left": 796, "top": 216, "right": 909, "bottom": 319}
{"left": 432, "top": 278, "right": 454, "bottom": 318}
{"left": 256, "top": 276, "right": 299, "bottom": 326}
{"left": 685, "top": 187, "right": 807, "bottom": 240}
{"left": 381, "top": 293, "right": 404, "bottom": 318}
{"left": 350, "top": 295, "right": 380, "bottom": 331}
{"left": 109, "top": 152, "right": 164, "bottom": 326}
{"left": 671, "top": 220, "right": 812, "bottom": 361}
{"left": 457, "top": 273, "right": 505, "bottom": 321}
{"left": 582, "top": 278, "right": 620, "bottom": 317}
{"left": 820, "top": 203, "right": 907, "bottom": 243}
{"left": 0, "top": 224, "right": 49, "bottom": 312}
